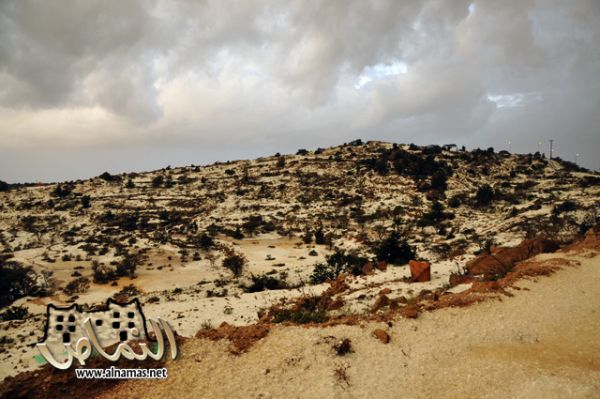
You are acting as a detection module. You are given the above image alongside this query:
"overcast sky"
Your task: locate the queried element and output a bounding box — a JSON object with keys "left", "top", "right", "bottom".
{"left": 1, "top": 0, "right": 599, "bottom": 182}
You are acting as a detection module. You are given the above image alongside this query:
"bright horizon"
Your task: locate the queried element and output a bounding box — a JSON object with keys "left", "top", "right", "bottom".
{"left": 0, "top": 140, "right": 581, "bottom": 185}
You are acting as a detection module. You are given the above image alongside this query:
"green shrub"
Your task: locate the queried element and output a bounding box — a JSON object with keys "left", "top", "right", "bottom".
{"left": 0, "top": 306, "right": 29, "bottom": 321}
{"left": 244, "top": 274, "right": 287, "bottom": 293}
{"left": 420, "top": 201, "right": 446, "bottom": 226}
{"left": 0, "top": 261, "right": 44, "bottom": 307}
{"left": 113, "top": 284, "right": 141, "bottom": 302}
{"left": 552, "top": 200, "right": 578, "bottom": 214}
{"left": 116, "top": 254, "right": 137, "bottom": 278}
{"left": 81, "top": 195, "right": 91, "bottom": 208}
{"left": 310, "top": 250, "right": 368, "bottom": 284}
{"left": 271, "top": 294, "right": 329, "bottom": 324}
{"left": 476, "top": 184, "right": 495, "bottom": 206}
{"left": 448, "top": 195, "right": 461, "bottom": 208}
{"left": 271, "top": 308, "right": 327, "bottom": 324}
{"left": 197, "top": 233, "right": 215, "bottom": 250}
{"left": 310, "top": 263, "right": 339, "bottom": 284}
{"left": 64, "top": 276, "right": 90, "bottom": 295}
{"left": 242, "top": 215, "right": 263, "bottom": 235}
{"left": 374, "top": 230, "right": 415, "bottom": 265}
{"left": 151, "top": 175, "right": 164, "bottom": 188}
{"left": 98, "top": 172, "right": 114, "bottom": 181}
{"left": 314, "top": 227, "right": 326, "bottom": 244}
{"left": 302, "top": 229, "right": 313, "bottom": 244}
{"left": 52, "top": 184, "right": 72, "bottom": 198}
{"left": 92, "top": 262, "right": 116, "bottom": 284}
{"left": 222, "top": 249, "right": 247, "bottom": 277}
{"left": 230, "top": 226, "right": 244, "bottom": 239}
{"left": 430, "top": 170, "right": 448, "bottom": 191}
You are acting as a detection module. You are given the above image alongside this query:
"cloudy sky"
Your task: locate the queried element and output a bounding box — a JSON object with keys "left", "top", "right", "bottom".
{"left": 1, "top": 0, "right": 599, "bottom": 182}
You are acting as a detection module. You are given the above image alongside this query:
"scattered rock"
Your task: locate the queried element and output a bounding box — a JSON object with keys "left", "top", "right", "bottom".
{"left": 372, "top": 294, "right": 390, "bottom": 312}
{"left": 409, "top": 260, "right": 431, "bottom": 282}
{"left": 401, "top": 305, "right": 419, "bottom": 319}
{"left": 375, "top": 261, "right": 387, "bottom": 271}
{"left": 362, "top": 262, "right": 375, "bottom": 275}
{"left": 372, "top": 329, "right": 390, "bottom": 344}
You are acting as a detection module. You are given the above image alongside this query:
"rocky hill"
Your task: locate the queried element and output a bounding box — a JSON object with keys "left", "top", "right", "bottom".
{"left": 2, "top": 140, "right": 598, "bottom": 267}
{"left": 0, "top": 140, "right": 599, "bottom": 379}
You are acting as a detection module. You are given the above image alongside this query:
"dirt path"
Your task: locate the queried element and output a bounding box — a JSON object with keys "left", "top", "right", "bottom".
{"left": 96, "top": 249, "right": 600, "bottom": 399}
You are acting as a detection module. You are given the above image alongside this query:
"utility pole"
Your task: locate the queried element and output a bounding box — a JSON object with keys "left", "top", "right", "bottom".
{"left": 549, "top": 139, "right": 554, "bottom": 160}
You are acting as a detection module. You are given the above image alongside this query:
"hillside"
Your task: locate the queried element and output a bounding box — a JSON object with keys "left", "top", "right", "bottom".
{"left": 0, "top": 141, "right": 599, "bottom": 381}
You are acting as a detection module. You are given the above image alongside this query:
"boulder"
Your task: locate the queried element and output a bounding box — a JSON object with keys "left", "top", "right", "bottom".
{"left": 409, "top": 260, "right": 431, "bottom": 282}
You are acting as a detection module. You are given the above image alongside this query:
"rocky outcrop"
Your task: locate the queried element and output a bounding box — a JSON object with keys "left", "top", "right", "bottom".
{"left": 466, "top": 237, "right": 558, "bottom": 277}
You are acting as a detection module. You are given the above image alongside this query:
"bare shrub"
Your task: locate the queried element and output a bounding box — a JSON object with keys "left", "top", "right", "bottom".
{"left": 64, "top": 276, "right": 90, "bottom": 295}
{"left": 92, "top": 261, "right": 116, "bottom": 284}
{"left": 222, "top": 248, "right": 247, "bottom": 277}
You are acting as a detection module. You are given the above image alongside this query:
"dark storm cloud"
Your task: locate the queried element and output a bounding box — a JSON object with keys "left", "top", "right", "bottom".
{"left": 0, "top": 0, "right": 599, "bottom": 181}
